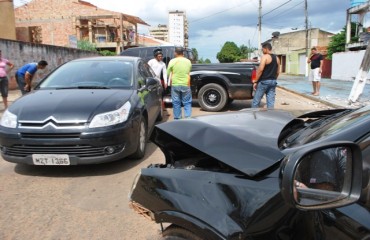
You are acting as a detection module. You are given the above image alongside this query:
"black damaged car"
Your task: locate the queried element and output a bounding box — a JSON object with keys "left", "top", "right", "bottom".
{"left": 129, "top": 106, "right": 370, "bottom": 240}
{"left": 0, "top": 56, "right": 163, "bottom": 165}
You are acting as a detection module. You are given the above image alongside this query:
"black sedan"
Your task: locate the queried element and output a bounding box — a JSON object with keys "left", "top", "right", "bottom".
{"left": 0, "top": 56, "right": 163, "bottom": 165}
{"left": 130, "top": 106, "right": 370, "bottom": 239}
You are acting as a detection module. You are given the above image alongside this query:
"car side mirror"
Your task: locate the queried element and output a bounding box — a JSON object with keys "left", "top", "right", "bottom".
{"left": 146, "top": 77, "right": 158, "bottom": 86}
{"left": 280, "top": 142, "right": 362, "bottom": 210}
{"left": 137, "top": 78, "right": 157, "bottom": 92}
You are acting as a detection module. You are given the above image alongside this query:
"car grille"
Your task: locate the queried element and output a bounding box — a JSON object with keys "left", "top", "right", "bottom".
{"left": 21, "top": 133, "right": 81, "bottom": 139}
{"left": 19, "top": 122, "right": 86, "bottom": 128}
{"left": 2, "top": 145, "right": 107, "bottom": 158}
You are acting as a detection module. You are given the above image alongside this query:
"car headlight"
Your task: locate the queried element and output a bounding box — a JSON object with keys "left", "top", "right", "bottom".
{"left": 0, "top": 109, "right": 17, "bottom": 128}
{"left": 89, "top": 101, "right": 131, "bottom": 128}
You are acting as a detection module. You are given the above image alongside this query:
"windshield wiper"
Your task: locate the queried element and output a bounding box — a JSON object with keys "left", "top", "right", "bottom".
{"left": 56, "top": 86, "right": 110, "bottom": 89}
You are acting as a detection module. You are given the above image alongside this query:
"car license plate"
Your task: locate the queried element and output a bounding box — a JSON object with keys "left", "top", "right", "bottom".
{"left": 32, "top": 154, "right": 70, "bottom": 165}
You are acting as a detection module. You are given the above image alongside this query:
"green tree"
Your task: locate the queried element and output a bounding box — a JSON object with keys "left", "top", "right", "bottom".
{"left": 198, "top": 57, "right": 212, "bottom": 64}
{"left": 191, "top": 48, "right": 199, "bottom": 62}
{"left": 327, "top": 22, "right": 361, "bottom": 60}
{"left": 239, "top": 44, "right": 257, "bottom": 59}
{"left": 217, "top": 41, "right": 241, "bottom": 63}
{"left": 77, "top": 40, "right": 97, "bottom": 52}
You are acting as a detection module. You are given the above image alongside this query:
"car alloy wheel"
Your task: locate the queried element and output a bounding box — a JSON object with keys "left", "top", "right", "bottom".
{"left": 131, "top": 118, "right": 147, "bottom": 159}
{"left": 139, "top": 120, "right": 146, "bottom": 152}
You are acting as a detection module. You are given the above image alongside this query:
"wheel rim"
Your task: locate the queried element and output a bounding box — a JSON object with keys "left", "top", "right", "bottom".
{"left": 203, "top": 89, "right": 221, "bottom": 106}
{"left": 139, "top": 121, "right": 146, "bottom": 151}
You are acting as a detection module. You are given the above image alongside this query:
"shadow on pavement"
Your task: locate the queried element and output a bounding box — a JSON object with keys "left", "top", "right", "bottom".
{"left": 13, "top": 142, "right": 159, "bottom": 177}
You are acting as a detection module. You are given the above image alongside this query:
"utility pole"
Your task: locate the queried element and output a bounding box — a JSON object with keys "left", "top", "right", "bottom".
{"left": 348, "top": 43, "right": 370, "bottom": 104}
{"left": 258, "top": 0, "right": 262, "bottom": 52}
{"left": 305, "top": 0, "right": 309, "bottom": 76}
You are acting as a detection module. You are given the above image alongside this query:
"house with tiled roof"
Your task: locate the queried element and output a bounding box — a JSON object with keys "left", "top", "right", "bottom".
{"left": 14, "top": 0, "right": 149, "bottom": 53}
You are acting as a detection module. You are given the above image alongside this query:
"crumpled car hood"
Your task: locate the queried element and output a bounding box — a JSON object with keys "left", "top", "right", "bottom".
{"left": 151, "top": 109, "right": 295, "bottom": 177}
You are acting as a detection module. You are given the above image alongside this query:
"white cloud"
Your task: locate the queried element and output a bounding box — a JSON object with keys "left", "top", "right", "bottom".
{"left": 14, "top": 0, "right": 349, "bottom": 62}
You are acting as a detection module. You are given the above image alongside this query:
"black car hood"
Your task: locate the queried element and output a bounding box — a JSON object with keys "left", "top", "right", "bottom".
{"left": 10, "top": 89, "right": 134, "bottom": 122}
{"left": 151, "top": 109, "right": 295, "bottom": 177}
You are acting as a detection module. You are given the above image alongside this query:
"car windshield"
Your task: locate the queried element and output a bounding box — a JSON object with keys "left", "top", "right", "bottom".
{"left": 279, "top": 108, "right": 369, "bottom": 149}
{"left": 38, "top": 60, "right": 134, "bottom": 89}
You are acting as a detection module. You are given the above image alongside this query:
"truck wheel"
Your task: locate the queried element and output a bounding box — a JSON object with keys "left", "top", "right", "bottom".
{"left": 198, "top": 83, "right": 228, "bottom": 112}
{"left": 162, "top": 225, "right": 202, "bottom": 240}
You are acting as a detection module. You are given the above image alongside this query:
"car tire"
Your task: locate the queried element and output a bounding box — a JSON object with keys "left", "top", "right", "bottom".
{"left": 162, "top": 225, "right": 202, "bottom": 240}
{"left": 130, "top": 117, "right": 147, "bottom": 159}
{"left": 156, "top": 99, "right": 164, "bottom": 122}
{"left": 198, "top": 83, "right": 228, "bottom": 112}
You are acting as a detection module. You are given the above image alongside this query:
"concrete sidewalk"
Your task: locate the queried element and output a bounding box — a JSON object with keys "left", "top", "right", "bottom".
{"left": 0, "top": 90, "right": 22, "bottom": 112}
{"left": 278, "top": 74, "right": 370, "bottom": 108}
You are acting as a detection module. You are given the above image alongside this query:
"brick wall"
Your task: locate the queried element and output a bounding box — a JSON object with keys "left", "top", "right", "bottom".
{"left": 14, "top": 0, "right": 133, "bottom": 47}
{"left": 0, "top": 38, "right": 98, "bottom": 89}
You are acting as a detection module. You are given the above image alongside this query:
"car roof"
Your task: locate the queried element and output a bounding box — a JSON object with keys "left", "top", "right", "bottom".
{"left": 71, "top": 56, "right": 141, "bottom": 62}
{"left": 122, "top": 46, "right": 192, "bottom": 51}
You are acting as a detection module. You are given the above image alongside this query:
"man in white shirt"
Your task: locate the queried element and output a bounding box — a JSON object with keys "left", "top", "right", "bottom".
{"left": 148, "top": 48, "right": 169, "bottom": 115}
{"left": 148, "top": 48, "right": 168, "bottom": 89}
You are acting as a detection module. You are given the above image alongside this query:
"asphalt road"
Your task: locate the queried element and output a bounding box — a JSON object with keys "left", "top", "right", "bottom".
{"left": 0, "top": 88, "right": 331, "bottom": 240}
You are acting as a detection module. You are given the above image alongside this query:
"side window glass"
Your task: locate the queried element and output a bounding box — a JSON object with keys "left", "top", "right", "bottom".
{"left": 139, "top": 61, "right": 153, "bottom": 79}
{"left": 139, "top": 61, "right": 153, "bottom": 78}
{"left": 137, "top": 65, "right": 146, "bottom": 89}
{"left": 360, "top": 136, "right": 370, "bottom": 169}
{"left": 359, "top": 135, "right": 370, "bottom": 209}
{"left": 188, "top": 51, "right": 194, "bottom": 62}
{"left": 145, "top": 62, "right": 156, "bottom": 77}
{"left": 163, "top": 49, "right": 171, "bottom": 66}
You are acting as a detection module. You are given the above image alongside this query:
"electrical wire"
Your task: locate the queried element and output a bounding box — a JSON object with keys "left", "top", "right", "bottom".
{"left": 189, "top": 0, "right": 254, "bottom": 23}
{"left": 262, "top": 0, "right": 293, "bottom": 17}
{"left": 264, "top": 1, "right": 304, "bottom": 22}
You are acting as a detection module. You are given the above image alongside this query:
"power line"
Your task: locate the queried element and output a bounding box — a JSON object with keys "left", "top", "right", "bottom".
{"left": 262, "top": 0, "right": 293, "bottom": 17}
{"left": 190, "top": 0, "right": 254, "bottom": 23}
{"left": 263, "top": 1, "right": 304, "bottom": 22}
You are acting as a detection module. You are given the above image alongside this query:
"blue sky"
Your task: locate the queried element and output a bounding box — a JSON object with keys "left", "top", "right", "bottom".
{"left": 14, "top": 0, "right": 357, "bottom": 62}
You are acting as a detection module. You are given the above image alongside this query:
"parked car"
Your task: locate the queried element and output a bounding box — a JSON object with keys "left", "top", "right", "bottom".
{"left": 129, "top": 106, "right": 370, "bottom": 239}
{"left": 0, "top": 56, "right": 163, "bottom": 165}
{"left": 121, "top": 46, "right": 258, "bottom": 112}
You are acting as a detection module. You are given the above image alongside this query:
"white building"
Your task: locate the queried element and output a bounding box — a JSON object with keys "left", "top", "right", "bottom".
{"left": 149, "top": 24, "right": 169, "bottom": 42}
{"left": 168, "top": 10, "right": 188, "bottom": 48}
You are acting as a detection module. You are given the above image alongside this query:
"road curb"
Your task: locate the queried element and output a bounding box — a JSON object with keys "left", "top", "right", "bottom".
{"left": 277, "top": 86, "right": 343, "bottom": 109}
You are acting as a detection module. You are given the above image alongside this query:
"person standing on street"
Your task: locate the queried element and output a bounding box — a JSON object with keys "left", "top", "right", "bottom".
{"left": 307, "top": 47, "right": 324, "bottom": 96}
{"left": 0, "top": 50, "right": 14, "bottom": 109}
{"left": 148, "top": 48, "right": 168, "bottom": 89}
{"left": 252, "top": 42, "right": 280, "bottom": 109}
{"left": 167, "top": 47, "right": 192, "bottom": 119}
{"left": 148, "top": 48, "right": 168, "bottom": 114}
{"left": 15, "top": 60, "right": 48, "bottom": 95}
